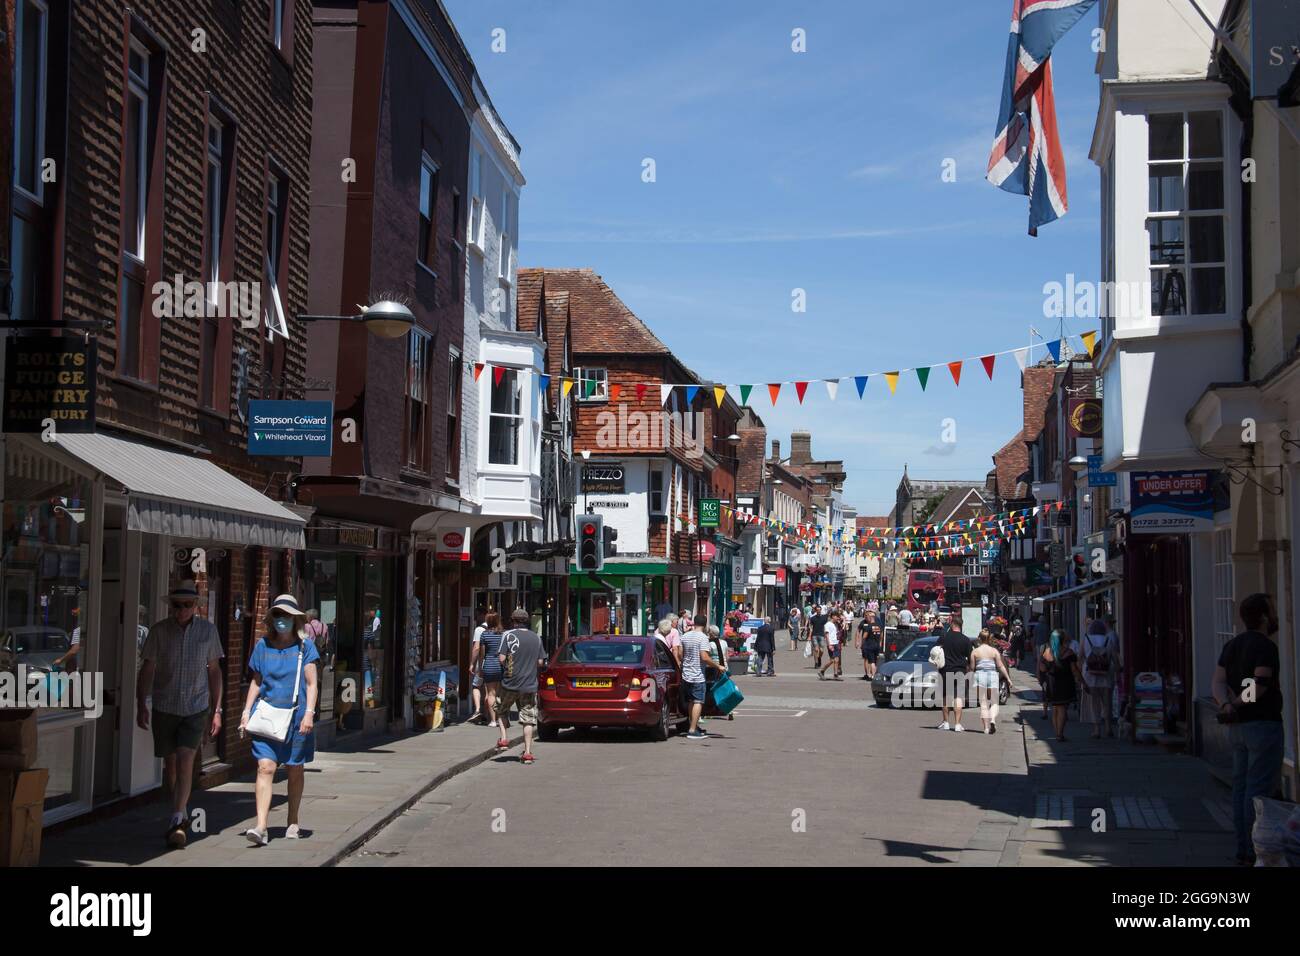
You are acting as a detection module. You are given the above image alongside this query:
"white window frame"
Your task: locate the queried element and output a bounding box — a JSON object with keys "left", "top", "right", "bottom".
{"left": 1213, "top": 525, "right": 1235, "bottom": 650}
{"left": 418, "top": 153, "right": 438, "bottom": 275}
{"left": 205, "top": 118, "right": 224, "bottom": 302}
{"left": 487, "top": 366, "right": 524, "bottom": 467}
{"left": 649, "top": 464, "right": 666, "bottom": 517}
{"left": 405, "top": 328, "right": 433, "bottom": 472}
{"left": 263, "top": 175, "right": 289, "bottom": 340}
{"left": 13, "top": 0, "right": 49, "bottom": 204}
{"left": 1146, "top": 109, "right": 1228, "bottom": 319}
{"left": 573, "top": 366, "right": 609, "bottom": 402}
{"left": 467, "top": 149, "right": 486, "bottom": 254}
{"left": 498, "top": 190, "right": 513, "bottom": 284}
{"left": 125, "top": 39, "right": 150, "bottom": 262}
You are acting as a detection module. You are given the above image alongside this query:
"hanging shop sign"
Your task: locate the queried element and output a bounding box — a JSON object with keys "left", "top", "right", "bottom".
{"left": 1130, "top": 470, "right": 1215, "bottom": 533}
{"left": 1067, "top": 398, "right": 1103, "bottom": 439}
{"left": 1086, "top": 454, "right": 1117, "bottom": 487}
{"left": 435, "top": 529, "right": 469, "bottom": 562}
{"left": 581, "top": 465, "right": 625, "bottom": 493}
{"left": 248, "top": 400, "right": 333, "bottom": 456}
{"left": 699, "top": 498, "right": 721, "bottom": 528}
{"left": 732, "top": 562, "right": 745, "bottom": 587}
{"left": 698, "top": 539, "right": 717, "bottom": 562}
{"left": 2, "top": 335, "right": 96, "bottom": 432}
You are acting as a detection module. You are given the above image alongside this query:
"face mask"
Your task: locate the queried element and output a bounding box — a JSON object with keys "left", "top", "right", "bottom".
{"left": 273, "top": 617, "right": 294, "bottom": 634}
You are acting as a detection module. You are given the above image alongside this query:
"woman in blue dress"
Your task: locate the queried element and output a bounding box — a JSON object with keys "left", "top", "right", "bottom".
{"left": 239, "top": 594, "right": 320, "bottom": 846}
{"left": 474, "top": 611, "right": 506, "bottom": 746}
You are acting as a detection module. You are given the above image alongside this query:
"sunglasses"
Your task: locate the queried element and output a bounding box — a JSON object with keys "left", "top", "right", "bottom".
{"left": 171, "top": 601, "right": 196, "bottom": 610}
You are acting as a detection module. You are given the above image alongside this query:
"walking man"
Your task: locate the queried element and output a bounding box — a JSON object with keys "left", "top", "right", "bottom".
{"left": 1213, "top": 593, "right": 1284, "bottom": 865}
{"left": 818, "top": 610, "right": 843, "bottom": 681}
{"left": 937, "top": 610, "right": 973, "bottom": 731}
{"left": 495, "top": 608, "right": 546, "bottom": 764}
{"left": 136, "top": 581, "right": 223, "bottom": 849}
{"left": 754, "top": 617, "right": 776, "bottom": 676}
{"left": 859, "top": 610, "right": 882, "bottom": 680}
{"left": 810, "top": 605, "right": 827, "bottom": 668}
{"left": 681, "top": 615, "right": 726, "bottom": 739}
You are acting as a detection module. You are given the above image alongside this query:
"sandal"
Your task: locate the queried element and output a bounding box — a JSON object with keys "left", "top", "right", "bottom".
{"left": 521, "top": 752, "right": 535, "bottom": 764}
{"left": 496, "top": 738, "right": 510, "bottom": 750}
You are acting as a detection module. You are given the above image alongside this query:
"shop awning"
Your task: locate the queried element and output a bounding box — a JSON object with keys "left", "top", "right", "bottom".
{"left": 45, "top": 432, "right": 306, "bottom": 549}
{"left": 1039, "top": 577, "right": 1119, "bottom": 604}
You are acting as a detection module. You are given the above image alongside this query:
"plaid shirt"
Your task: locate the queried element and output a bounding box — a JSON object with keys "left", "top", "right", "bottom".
{"left": 142, "top": 615, "right": 224, "bottom": 716}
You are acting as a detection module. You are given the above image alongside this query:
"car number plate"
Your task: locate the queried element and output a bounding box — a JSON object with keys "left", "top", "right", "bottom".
{"left": 573, "top": 678, "right": 612, "bottom": 688}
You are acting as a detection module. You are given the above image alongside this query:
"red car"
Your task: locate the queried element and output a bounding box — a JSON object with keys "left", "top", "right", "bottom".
{"left": 537, "top": 634, "right": 719, "bottom": 741}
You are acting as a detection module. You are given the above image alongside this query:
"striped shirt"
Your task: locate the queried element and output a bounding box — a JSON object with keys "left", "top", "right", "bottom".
{"left": 141, "top": 615, "right": 223, "bottom": 716}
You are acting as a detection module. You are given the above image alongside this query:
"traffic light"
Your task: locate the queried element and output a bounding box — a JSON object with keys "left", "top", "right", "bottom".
{"left": 1071, "top": 550, "right": 1087, "bottom": 583}
{"left": 578, "top": 515, "right": 604, "bottom": 571}
{"left": 602, "top": 524, "right": 618, "bottom": 559}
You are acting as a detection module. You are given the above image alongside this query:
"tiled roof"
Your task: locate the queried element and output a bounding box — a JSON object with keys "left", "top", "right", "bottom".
{"left": 992, "top": 430, "right": 1030, "bottom": 501}
{"left": 856, "top": 515, "right": 891, "bottom": 530}
{"left": 541, "top": 291, "right": 571, "bottom": 381}
{"left": 737, "top": 426, "right": 767, "bottom": 493}
{"left": 929, "top": 486, "right": 989, "bottom": 527}
{"left": 516, "top": 267, "right": 673, "bottom": 356}
{"left": 516, "top": 269, "right": 543, "bottom": 334}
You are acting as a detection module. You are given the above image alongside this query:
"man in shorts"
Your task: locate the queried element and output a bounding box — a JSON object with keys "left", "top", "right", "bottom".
{"left": 680, "top": 615, "right": 726, "bottom": 739}
{"left": 810, "top": 606, "right": 828, "bottom": 668}
{"left": 136, "top": 580, "right": 224, "bottom": 849}
{"left": 495, "top": 609, "right": 546, "bottom": 763}
{"left": 817, "top": 610, "right": 844, "bottom": 680}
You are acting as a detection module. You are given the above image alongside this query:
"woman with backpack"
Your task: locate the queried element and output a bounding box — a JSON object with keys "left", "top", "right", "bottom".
{"left": 1080, "top": 618, "right": 1121, "bottom": 738}
{"left": 1038, "top": 629, "right": 1083, "bottom": 743}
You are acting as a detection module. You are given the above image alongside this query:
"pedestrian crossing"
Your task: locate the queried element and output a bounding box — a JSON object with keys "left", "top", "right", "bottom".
{"left": 1029, "top": 792, "right": 1233, "bottom": 832}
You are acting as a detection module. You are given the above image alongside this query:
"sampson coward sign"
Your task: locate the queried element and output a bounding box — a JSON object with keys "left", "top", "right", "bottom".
{"left": 3, "top": 335, "right": 96, "bottom": 432}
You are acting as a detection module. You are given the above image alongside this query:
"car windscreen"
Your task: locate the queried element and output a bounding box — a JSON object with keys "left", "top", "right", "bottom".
{"left": 897, "top": 640, "right": 936, "bottom": 662}
{"left": 557, "top": 642, "right": 647, "bottom": 665}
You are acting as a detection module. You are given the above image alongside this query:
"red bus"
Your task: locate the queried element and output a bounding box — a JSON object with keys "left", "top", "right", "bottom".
{"left": 905, "top": 569, "right": 946, "bottom": 615}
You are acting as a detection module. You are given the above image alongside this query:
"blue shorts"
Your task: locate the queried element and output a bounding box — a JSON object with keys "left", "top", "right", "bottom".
{"left": 682, "top": 681, "right": 706, "bottom": 704}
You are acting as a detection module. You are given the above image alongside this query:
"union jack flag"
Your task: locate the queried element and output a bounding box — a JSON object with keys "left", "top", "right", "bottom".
{"left": 986, "top": 0, "right": 1097, "bottom": 235}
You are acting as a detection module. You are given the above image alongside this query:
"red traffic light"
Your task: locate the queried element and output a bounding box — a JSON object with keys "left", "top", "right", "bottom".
{"left": 583, "top": 523, "right": 596, "bottom": 535}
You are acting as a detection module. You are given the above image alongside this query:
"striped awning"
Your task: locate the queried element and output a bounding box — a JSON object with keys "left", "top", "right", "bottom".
{"left": 17, "top": 432, "right": 306, "bottom": 550}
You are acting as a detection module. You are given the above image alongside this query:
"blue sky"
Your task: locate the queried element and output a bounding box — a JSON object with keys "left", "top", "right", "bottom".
{"left": 445, "top": 0, "right": 1103, "bottom": 517}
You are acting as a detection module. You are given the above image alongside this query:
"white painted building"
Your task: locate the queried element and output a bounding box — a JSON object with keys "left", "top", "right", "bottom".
{"left": 460, "top": 78, "right": 542, "bottom": 527}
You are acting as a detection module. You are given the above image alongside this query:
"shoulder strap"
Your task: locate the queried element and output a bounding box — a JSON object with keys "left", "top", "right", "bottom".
{"left": 291, "top": 639, "right": 305, "bottom": 706}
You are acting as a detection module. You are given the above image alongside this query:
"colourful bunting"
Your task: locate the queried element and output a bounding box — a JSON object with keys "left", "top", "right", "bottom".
{"left": 660, "top": 384, "right": 674, "bottom": 406}
{"left": 768, "top": 383, "right": 782, "bottom": 405}
{"left": 884, "top": 371, "right": 899, "bottom": 395}
{"left": 794, "top": 381, "right": 809, "bottom": 404}
{"left": 609, "top": 383, "right": 622, "bottom": 402}
{"left": 582, "top": 375, "right": 595, "bottom": 397}
{"left": 739, "top": 384, "right": 753, "bottom": 406}
{"left": 1013, "top": 347, "right": 1029, "bottom": 371}
{"left": 685, "top": 385, "right": 699, "bottom": 406}
{"left": 713, "top": 385, "right": 726, "bottom": 407}
{"left": 948, "top": 361, "right": 962, "bottom": 386}
{"left": 636, "top": 383, "right": 648, "bottom": 403}
{"left": 855, "top": 375, "right": 868, "bottom": 398}
{"left": 540, "top": 374, "right": 550, "bottom": 393}
{"left": 915, "top": 367, "right": 930, "bottom": 391}
{"left": 1046, "top": 339, "right": 1061, "bottom": 363}
{"left": 824, "top": 379, "right": 839, "bottom": 401}
{"left": 980, "top": 355, "right": 996, "bottom": 379}
{"left": 1081, "top": 331, "right": 1097, "bottom": 357}
{"left": 473, "top": 362, "right": 485, "bottom": 381}
{"left": 562, "top": 378, "right": 574, "bottom": 398}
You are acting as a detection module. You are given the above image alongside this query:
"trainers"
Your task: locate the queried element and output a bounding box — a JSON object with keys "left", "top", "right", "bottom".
{"left": 165, "top": 822, "right": 187, "bottom": 850}
{"left": 953, "top": 724, "right": 965, "bottom": 732}
{"left": 990, "top": 723, "right": 997, "bottom": 734}
{"left": 286, "top": 824, "right": 302, "bottom": 839}
{"left": 937, "top": 721, "right": 950, "bottom": 731}
{"left": 244, "top": 827, "right": 269, "bottom": 847}
{"left": 686, "top": 730, "right": 708, "bottom": 739}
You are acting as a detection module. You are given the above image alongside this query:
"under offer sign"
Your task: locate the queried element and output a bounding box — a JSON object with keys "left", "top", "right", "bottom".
{"left": 435, "top": 529, "right": 470, "bottom": 562}
{"left": 1130, "top": 470, "right": 1215, "bottom": 533}
{"left": 3, "top": 335, "right": 96, "bottom": 432}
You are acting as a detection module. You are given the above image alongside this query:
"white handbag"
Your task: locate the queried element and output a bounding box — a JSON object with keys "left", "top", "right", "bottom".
{"left": 246, "top": 640, "right": 305, "bottom": 743}
{"left": 928, "top": 644, "right": 946, "bottom": 668}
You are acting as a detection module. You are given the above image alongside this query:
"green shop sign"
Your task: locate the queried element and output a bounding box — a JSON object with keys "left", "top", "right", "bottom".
{"left": 699, "top": 499, "right": 720, "bottom": 528}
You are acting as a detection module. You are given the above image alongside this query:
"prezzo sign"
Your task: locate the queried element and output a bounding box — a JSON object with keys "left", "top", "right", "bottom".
{"left": 1130, "top": 470, "right": 1215, "bottom": 533}
{"left": 581, "top": 465, "right": 625, "bottom": 493}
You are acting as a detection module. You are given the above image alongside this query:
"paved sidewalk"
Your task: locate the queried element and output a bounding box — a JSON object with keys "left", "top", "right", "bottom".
{"left": 1001, "top": 663, "right": 1237, "bottom": 867}
{"left": 41, "top": 718, "right": 522, "bottom": 867}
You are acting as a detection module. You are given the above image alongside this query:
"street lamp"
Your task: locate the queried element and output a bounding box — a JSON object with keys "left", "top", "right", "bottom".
{"left": 297, "top": 300, "right": 416, "bottom": 339}
{"left": 1067, "top": 454, "right": 1089, "bottom": 473}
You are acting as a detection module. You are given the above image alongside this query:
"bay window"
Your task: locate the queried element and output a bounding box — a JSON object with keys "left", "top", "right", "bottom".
{"left": 1147, "top": 111, "right": 1227, "bottom": 317}
{"left": 488, "top": 368, "right": 522, "bottom": 466}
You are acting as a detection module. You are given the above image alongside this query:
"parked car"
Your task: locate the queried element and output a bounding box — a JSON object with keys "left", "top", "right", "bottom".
{"left": 537, "top": 634, "right": 720, "bottom": 741}
{"left": 871, "top": 636, "right": 1010, "bottom": 708}
{"left": 2, "top": 627, "right": 71, "bottom": 672}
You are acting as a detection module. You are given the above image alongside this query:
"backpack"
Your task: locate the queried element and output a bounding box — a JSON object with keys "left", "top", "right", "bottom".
{"left": 1085, "top": 635, "right": 1111, "bottom": 675}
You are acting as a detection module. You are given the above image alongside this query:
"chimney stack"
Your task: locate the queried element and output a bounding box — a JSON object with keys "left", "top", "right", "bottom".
{"left": 771, "top": 439, "right": 781, "bottom": 460}
{"left": 790, "top": 431, "right": 813, "bottom": 466}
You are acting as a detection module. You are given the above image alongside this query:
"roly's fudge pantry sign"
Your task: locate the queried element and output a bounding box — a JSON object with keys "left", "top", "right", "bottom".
{"left": 2, "top": 335, "right": 96, "bottom": 432}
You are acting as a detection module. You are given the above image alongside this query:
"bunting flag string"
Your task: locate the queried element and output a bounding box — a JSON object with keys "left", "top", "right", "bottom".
{"left": 721, "top": 499, "right": 1063, "bottom": 538}
{"left": 482, "top": 332, "right": 1097, "bottom": 409}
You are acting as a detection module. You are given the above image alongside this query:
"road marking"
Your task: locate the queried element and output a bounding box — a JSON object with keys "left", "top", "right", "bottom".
{"left": 794, "top": 710, "right": 807, "bottom": 718}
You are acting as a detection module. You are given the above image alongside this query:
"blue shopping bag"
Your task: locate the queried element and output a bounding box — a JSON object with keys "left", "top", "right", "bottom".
{"left": 709, "top": 674, "right": 744, "bottom": 716}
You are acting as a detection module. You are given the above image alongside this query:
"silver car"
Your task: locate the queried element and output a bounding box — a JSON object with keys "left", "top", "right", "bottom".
{"left": 871, "top": 636, "right": 1009, "bottom": 708}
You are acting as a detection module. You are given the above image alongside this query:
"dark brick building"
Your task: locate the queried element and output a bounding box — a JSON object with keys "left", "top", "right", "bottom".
{"left": 3, "top": 0, "right": 314, "bottom": 821}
